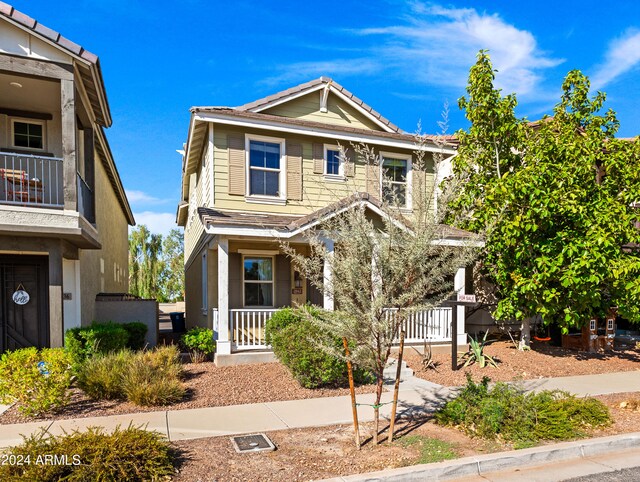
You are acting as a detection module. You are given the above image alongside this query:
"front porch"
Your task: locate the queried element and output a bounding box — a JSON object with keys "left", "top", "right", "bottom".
{"left": 214, "top": 306, "right": 456, "bottom": 352}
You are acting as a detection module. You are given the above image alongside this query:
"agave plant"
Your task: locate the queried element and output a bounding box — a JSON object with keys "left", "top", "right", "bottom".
{"left": 458, "top": 331, "right": 498, "bottom": 368}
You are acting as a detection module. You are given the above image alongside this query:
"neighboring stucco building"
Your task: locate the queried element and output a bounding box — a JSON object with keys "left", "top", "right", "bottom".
{"left": 177, "top": 77, "right": 475, "bottom": 364}
{"left": 0, "top": 3, "right": 134, "bottom": 352}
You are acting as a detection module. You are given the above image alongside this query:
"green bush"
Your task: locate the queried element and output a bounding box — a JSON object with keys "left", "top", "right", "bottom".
{"left": 435, "top": 374, "right": 611, "bottom": 443}
{"left": 0, "top": 425, "right": 175, "bottom": 481}
{"left": 181, "top": 327, "right": 215, "bottom": 363}
{"left": 0, "top": 347, "right": 72, "bottom": 417}
{"left": 78, "top": 346, "right": 184, "bottom": 406}
{"left": 64, "top": 322, "right": 129, "bottom": 370}
{"left": 266, "top": 307, "right": 372, "bottom": 389}
{"left": 122, "top": 322, "right": 148, "bottom": 350}
{"left": 77, "top": 350, "right": 134, "bottom": 400}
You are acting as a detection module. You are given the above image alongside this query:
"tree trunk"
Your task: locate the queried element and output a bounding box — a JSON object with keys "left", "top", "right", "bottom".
{"left": 519, "top": 317, "right": 531, "bottom": 350}
{"left": 388, "top": 330, "right": 405, "bottom": 444}
{"left": 373, "top": 375, "right": 384, "bottom": 445}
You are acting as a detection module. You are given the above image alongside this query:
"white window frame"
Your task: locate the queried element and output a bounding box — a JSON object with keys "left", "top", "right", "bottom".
{"left": 380, "top": 151, "right": 412, "bottom": 210}
{"left": 201, "top": 252, "right": 208, "bottom": 315}
{"left": 241, "top": 254, "right": 276, "bottom": 308}
{"left": 10, "top": 118, "right": 47, "bottom": 152}
{"left": 324, "top": 144, "right": 345, "bottom": 181}
{"left": 245, "top": 133, "right": 287, "bottom": 205}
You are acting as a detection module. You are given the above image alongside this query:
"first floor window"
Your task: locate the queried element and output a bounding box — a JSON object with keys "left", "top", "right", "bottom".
{"left": 249, "top": 140, "right": 280, "bottom": 196}
{"left": 244, "top": 256, "right": 274, "bottom": 306}
{"left": 382, "top": 156, "right": 408, "bottom": 206}
{"left": 12, "top": 120, "right": 44, "bottom": 150}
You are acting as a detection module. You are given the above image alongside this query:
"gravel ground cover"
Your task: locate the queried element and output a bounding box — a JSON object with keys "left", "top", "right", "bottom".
{"left": 171, "top": 392, "right": 640, "bottom": 481}
{"left": 401, "top": 340, "right": 640, "bottom": 387}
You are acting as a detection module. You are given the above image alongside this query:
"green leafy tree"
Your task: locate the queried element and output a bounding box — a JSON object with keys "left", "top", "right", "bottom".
{"left": 128, "top": 225, "right": 163, "bottom": 300}
{"left": 448, "top": 51, "right": 640, "bottom": 347}
{"left": 160, "top": 229, "right": 185, "bottom": 302}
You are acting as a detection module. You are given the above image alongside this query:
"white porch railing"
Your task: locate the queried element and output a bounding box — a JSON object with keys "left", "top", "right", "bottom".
{"left": 385, "top": 307, "right": 452, "bottom": 342}
{"left": 230, "top": 308, "right": 277, "bottom": 350}
{"left": 219, "top": 306, "right": 452, "bottom": 351}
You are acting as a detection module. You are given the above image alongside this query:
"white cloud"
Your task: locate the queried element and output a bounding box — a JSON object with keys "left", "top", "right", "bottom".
{"left": 125, "top": 189, "right": 168, "bottom": 205}
{"left": 353, "top": 3, "right": 563, "bottom": 97}
{"left": 133, "top": 211, "right": 179, "bottom": 236}
{"left": 591, "top": 29, "right": 640, "bottom": 91}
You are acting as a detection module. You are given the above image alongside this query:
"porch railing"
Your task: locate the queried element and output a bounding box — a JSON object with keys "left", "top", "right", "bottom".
{"left": 224, "top": 306, "right": 452, "bottom": 351}
{"left": 0, "top": 152, "right": 63, "bottom": 207}
{"left": 230, "top": 308, "right": 277, "bottom": 350}
{"left": 385, "top": 307, "right": 452, "bottom": 342}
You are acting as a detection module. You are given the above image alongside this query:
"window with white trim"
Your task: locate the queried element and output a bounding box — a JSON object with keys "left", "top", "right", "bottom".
{"left": 381, "top": 153, "right": 411, "bottom": 207}
{"left": 243, "top": 256, "right": 274, "bottom": 306}
{"left": 11, "top": 119, "right": 45, "bottom": 150}
{"left": 246, "top": 135, "right": 285, "bottom": 199}
{"left": 324, "top": 144, "right": 344, "bottom": 179}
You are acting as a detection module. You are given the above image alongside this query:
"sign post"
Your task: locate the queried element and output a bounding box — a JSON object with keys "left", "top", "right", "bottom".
{"left": 445, "top": 294, "right": 477, "bottom": 371}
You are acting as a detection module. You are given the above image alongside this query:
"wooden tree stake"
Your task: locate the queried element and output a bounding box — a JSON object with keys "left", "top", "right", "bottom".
{"left": 388, "top": 330, "right": 405, "bottom": 444}
{"left": 343, "top": 337, "right": 361, "bottom": 450}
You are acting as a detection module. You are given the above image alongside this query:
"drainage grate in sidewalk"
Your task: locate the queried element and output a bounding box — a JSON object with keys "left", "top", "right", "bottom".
{"left": 230, "top": 433, "right": 276, "bottom": 453}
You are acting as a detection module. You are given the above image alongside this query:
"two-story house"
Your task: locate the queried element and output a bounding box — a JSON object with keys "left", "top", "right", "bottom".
{"left": 0, "top": 3, "right": 134, "bottom": 352}
{"left": 177, "top": 77, "right": 474, "bottom": 365}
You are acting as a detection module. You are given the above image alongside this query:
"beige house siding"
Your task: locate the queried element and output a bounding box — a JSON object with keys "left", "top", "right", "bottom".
{"left": 263, "top": 92, "right": 384, "bottom": 131}
{"left": 78, "top": 151, "right": 128, "bottom": 324}
{"left": 209, "top": 125, "right": 433, "bottom": 215}
{"left": 184, "top": 143, "right": 209, "bottom": 261}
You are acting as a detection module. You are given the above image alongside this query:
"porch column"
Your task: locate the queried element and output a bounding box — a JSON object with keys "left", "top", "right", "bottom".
{"left": 454, "top": 267, "right": 467, "bottom": 347}
{"left": 323, "top": 238, "right": 334, "bottom": 311}
{"left": 217, "top": 236, "right": 231, "bottom": 355}
{"left": 61, "top": 78, "right": 77, "bottom": 211}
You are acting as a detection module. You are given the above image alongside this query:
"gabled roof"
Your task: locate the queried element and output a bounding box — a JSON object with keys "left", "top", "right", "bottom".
{"left": 236, "top": 77, "right": 402, "bottom": 134}
{"left": 0, "top": 2, "right": 111, "bottom": 126}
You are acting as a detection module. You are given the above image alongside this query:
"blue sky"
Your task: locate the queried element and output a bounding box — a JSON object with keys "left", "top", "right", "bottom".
{"left": 12, "top": 0, "right": 640, "bottom": 234}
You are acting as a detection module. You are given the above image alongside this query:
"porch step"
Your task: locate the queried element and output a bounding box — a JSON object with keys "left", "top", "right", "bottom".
{"left": 383, "top": 358, "right": 414, "bottom": 381}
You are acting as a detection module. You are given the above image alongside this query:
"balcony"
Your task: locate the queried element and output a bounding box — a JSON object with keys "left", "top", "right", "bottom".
{"left": 0, "top": 152, "right": 63, "bottom": 208}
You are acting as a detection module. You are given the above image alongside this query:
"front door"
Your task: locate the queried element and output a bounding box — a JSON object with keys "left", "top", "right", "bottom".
{"left": 0, "top": 255, "right": 49, "bottom": 352}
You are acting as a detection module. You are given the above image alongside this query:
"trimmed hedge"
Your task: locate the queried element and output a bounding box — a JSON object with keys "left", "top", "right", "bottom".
{"left": 266, "top": 307, "right": 372, "bottom": 388}
{"left": 65, "top": 321, "right": 148, "bottom": 370}
{"left": 0, "top": 425, "right": 175, "bottom": 481}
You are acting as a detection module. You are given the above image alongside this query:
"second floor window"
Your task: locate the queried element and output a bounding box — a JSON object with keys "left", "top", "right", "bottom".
{"left": 382, "top": 156, "right": 408, "bottom": 206}
{"left": 249, "top": 140, "right": 280, "bottom": 197}
{"left": 12, "top": 120, "right": 44, "bottom": 150}
{"left": 326, "top": 148, "right": 340, "bottom": 176}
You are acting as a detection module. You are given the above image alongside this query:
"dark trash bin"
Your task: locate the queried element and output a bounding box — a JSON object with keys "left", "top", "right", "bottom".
{"left": 169, "top": 312, "right": 186, "bottom": 333}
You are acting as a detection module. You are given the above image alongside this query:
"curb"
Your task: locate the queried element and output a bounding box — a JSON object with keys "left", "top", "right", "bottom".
{"left": 322, "top": 432, "right": 640, "bottom": 481}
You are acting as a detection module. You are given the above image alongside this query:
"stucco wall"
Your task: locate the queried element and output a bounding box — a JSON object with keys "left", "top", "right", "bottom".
{"left": 78, "top": 151, "right": 128, "bottom": 325}
{"left": 94, "top": 300, "right": 158, "bottom": 347}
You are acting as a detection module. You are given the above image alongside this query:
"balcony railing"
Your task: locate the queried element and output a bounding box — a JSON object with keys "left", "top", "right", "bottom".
{"left": 0, "top": 152, "right": 63, "bottom": 207}
{"left": 77, "top": 173, "right": 95, "bottom": 223}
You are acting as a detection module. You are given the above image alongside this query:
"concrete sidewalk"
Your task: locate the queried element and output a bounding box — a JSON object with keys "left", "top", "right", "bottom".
{"left": 1, "top": 370, "right": 640, "bottom": 449}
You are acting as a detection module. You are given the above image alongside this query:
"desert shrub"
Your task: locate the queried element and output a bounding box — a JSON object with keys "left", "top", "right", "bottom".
{"left": 436, "top": 374, "right": 611, "bottom": 443}
{"left": 0, "top": 347, "right": 72, "bottom": 417}
{"left": 266, "top": 307, "right": 373, "bottom": 389}
{"left": 122, "top": 322, "right": 148, "bottom": 350}
{"left": 181, "top": 327, "right": 215, "bottom": 363}
{"left": 0, "top": 425, "right": 175, "bottom": 481}
{"left": 64, "top": 322, "right": 129, "bottom": 370}
{"left": 77, "top": 350, "right": 134, "bottom": 400}
{"left": 77, "top": 346, "right": 184, "bottom": 406}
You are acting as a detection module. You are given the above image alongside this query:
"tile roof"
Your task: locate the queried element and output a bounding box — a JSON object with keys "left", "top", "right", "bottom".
{"left": 0, "top": 2, "right": 98, "bottom": 64}
{"left": 235, "top": 77, "right": 403, "bottom": 134}
{"left": 198, "top": 192, "right": 476, "bottom": 240}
